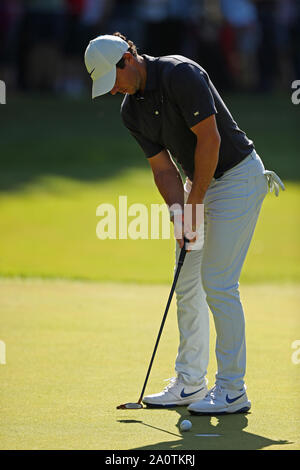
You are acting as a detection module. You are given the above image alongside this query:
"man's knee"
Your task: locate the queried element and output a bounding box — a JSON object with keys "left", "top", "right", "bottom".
{"left": 202, "top": 273, "right": 240, "bottom": 304}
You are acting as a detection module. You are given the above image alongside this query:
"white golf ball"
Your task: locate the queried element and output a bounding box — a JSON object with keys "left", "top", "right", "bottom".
{"left": 180, "top": 419, "right": 192, "bottom": 431}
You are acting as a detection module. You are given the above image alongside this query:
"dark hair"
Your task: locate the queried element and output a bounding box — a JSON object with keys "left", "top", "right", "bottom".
{"left": 113, "top": 32, "right": 137, "bottom": 69}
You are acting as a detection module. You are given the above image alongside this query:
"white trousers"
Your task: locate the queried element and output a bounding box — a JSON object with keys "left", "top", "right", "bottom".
{"left": 174, "top": 150, "right": 271, "bottom": 391}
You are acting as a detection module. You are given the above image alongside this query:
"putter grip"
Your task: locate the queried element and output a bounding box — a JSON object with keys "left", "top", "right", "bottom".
{"left": 178, "top": 237, "right": 189, "bottom": 265}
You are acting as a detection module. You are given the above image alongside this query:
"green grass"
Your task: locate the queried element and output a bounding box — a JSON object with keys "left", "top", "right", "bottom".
{"left": 0, "top": 279, "right": 299, "bottom": 450}
{"left": 0, "top": 173, "right": 299, "bottom": 284}
{"left": 0, "top": 93, "right": 299, "bottom": 283}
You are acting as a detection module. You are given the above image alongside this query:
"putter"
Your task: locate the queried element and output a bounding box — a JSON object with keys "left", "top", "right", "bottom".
{"left": 117, "top": 237, "right": 189, "bottom": 409}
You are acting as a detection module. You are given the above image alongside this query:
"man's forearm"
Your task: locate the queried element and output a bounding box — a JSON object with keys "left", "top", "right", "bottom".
{"left": 186, "top": 138, "right": 220, "bottom": 205}
{"left": 153, "top": 167, "right": 184, "bottom": 210}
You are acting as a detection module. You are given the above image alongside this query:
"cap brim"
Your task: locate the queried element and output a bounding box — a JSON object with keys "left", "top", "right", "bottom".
{"left": 92, "top": 67, "right": 116, "bottom": 98}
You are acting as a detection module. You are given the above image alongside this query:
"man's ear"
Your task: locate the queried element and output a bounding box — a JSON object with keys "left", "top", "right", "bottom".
{"left": 123, "top": 51, "right": 133, "bottom": 64}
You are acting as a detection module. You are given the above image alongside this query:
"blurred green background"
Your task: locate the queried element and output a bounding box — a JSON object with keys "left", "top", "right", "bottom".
{"left": 0, "top": 92, "right": 299, "bottom": 284}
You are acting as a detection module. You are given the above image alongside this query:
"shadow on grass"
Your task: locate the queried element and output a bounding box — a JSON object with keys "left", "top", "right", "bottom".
{"left": 118, "top": 409, "right": 292, "bottom": 450}
{"left": 1, "top": 92, "right": 299, "bottom": 193}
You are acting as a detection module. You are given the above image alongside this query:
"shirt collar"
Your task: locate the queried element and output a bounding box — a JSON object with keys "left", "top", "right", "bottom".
{"left": 142, "top": 54, "right": 159, "bottom": 92}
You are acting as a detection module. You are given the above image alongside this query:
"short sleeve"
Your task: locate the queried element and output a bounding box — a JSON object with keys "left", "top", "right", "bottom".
{"left": 169, "top": 63, "right": 217, "bottom": 128}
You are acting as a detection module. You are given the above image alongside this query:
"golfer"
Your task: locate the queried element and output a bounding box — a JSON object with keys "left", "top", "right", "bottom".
{"left": 84, "top": 32, "right": 284, "bottom": 414}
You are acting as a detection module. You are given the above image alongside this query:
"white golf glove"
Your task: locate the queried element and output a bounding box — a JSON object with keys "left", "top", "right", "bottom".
{"left": 264, "top": 170, "right": 285, "bottom": 197}
{"left": 171, "top": 206, "right": 204, "bottom": 251}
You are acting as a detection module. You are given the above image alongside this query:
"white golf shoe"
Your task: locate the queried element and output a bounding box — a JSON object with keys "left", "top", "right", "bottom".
{"left": 187, "top": 383, "right": 251, "bottom": 415}
{"left": 142, "top": 376, "right": 208, "bottom": 408}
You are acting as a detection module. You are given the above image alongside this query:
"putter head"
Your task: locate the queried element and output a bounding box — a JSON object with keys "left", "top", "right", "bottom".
{"left": 116, "top": 402, "right": 143, "bottom": 409}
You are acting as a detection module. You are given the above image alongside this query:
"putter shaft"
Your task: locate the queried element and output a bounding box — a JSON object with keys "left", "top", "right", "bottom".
{"left": 137, "top": 240, "right": 188, "bottom": 404}
{"left": 117, "top": 239, "right": 188, "bottom": 410}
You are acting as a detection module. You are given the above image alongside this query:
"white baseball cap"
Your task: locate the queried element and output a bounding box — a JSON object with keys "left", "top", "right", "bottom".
{"left": 84, "top": 35, "right": 129, "bottom": 98}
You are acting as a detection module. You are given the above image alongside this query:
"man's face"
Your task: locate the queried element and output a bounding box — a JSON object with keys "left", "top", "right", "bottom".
{"left": 110, "top": 54, "right": 141, "bottom": 95}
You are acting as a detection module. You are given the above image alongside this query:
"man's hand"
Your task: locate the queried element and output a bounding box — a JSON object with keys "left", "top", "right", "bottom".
{"left": 170, "top": 209, "right": 185, "bottom": 248}
{"left": 171, "top": 204, "right": 203, "bottom": 251}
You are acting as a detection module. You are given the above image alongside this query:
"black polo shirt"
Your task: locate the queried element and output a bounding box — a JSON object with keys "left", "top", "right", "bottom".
{"left": 121, "top": 54, "right": 254, "bottom": 180}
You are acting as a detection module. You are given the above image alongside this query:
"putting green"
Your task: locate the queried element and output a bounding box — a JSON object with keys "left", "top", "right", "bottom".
{"left": 0, "top": 279, "right": 299, "bottom": 450}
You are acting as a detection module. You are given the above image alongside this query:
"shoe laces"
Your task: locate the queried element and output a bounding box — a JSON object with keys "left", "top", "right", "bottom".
{"left": 163, "top": 377, "right": 179, "bottom": 391}
{"left": 208, "top": 383, "right": 223, "bottom": 398}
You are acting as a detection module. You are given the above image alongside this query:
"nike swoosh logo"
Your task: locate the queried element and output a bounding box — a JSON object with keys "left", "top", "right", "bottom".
{"left": 180, "top": 387, "right": 204, "bottom": 398}
{"left": 89, "top": 67, "right": 95, "bottom": 77}
{"left": 226, "top": 393, "right": 245, "bottom": 404}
